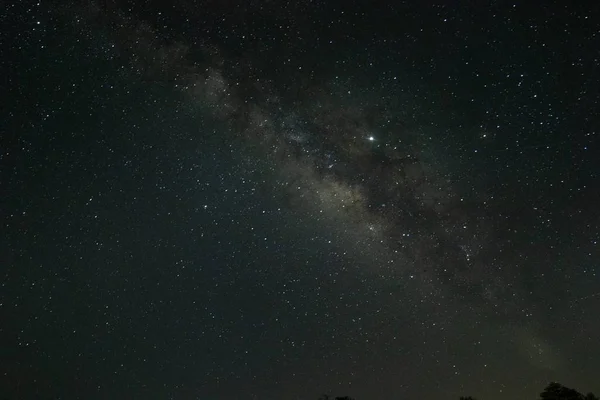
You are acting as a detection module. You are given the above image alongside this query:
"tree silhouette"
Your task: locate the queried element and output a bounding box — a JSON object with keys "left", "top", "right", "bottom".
{"left": 541, "top": 382, "right": 586, "bottom": 400}
{"left": 457, "top": 383, "right": 597, "bottom": 400}
{"left": 319, "top": 382, "right": 598, "bottom": 400}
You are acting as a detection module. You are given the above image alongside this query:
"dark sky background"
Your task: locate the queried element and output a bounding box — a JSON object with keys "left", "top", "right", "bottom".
{"left": 2, "top": 1, "right": 600, "bottom": 399}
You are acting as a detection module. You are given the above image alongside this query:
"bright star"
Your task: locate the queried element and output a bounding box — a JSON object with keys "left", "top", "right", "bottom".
{"left": 368, "top": 136, "right": 375, "bottom": 142}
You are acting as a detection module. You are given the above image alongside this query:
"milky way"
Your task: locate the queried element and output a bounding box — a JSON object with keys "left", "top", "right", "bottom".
{"left": 78, "top": 3, "right": 513, "bottom": 310}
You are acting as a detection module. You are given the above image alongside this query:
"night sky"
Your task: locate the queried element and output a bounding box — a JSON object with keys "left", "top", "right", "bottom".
{"left": 2, "top": 1, "right": 600, "bottom": 399}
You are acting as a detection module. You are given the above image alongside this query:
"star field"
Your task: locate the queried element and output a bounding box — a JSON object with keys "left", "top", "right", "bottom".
{"left": 2, "top": 1, "right": 600, "bottom": 399}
